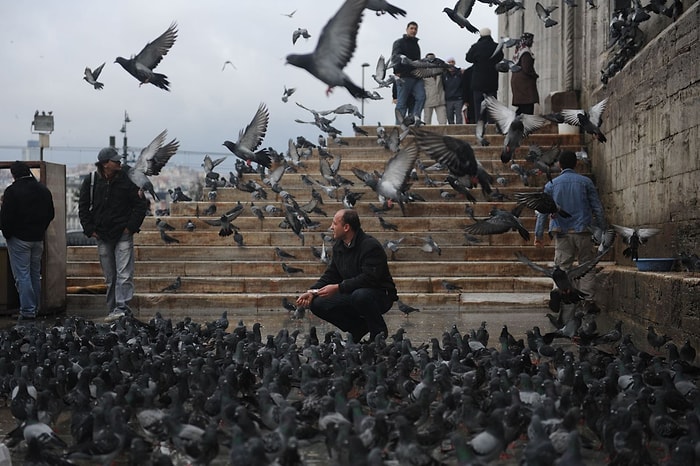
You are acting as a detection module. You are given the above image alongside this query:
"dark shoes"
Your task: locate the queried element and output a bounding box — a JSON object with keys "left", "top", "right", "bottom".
{"left": 17, "top": 313, "right": 37, "bottom": 324}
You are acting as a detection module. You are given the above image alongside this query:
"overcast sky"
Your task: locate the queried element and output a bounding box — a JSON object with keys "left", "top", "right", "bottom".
{"left": 1, "top": 1, "right": 498, "bottom": 170}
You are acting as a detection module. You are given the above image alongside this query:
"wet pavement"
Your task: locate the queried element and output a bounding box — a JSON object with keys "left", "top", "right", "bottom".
{"left": 0, "top": 305, "right": 661, "bottom": 465}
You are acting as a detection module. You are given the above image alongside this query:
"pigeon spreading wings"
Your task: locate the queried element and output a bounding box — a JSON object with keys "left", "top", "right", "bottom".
{"left": 612, "top": 224, "right": 660, "bottom": 261}
{"left": 535, "top": 2, "right": 559, "bottom": 27}
{"left": 125, "top": 129, "right": 179, "bottom": 200}
{"left": 482, "top": 95, "right": 548, "bottom": 163}
{"left": 443, "top": 0, "right": 480, "bottom": 34}
{"left": 115, "top": 21, "right": 178, "bottom": 91}
{"left": 373, "top": 143, "right": 419, "bottom": 215}
{"left": 514, "top": 192, "right": 571, "bottom": 217}
{"left": 553, "top": 97, "right": 609, "bottom": 142}
{"left": 465, "top": 206, "right": 530, "bottom": 241}
{"left": 410, "top": 127, "right": 492, "bottom": 196}
{"left": 285, "top": 0, "right": 371, "bottom": 99}
{"left": 223, "top": 103, "right": 272, "bottom": 168}
{"left": 83, "top": 62, "right": 105, "bottom": 90}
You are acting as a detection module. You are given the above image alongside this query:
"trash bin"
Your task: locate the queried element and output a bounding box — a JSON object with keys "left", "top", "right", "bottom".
{"left": 0, "top": 161, "right": 66, "bottom": 315}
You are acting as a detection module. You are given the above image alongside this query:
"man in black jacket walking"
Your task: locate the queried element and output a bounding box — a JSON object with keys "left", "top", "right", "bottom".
{"left": 465, "top": 28, "right": 503, "bottom": 124}
{"left": 391, "top": 21, "right": 426, "bottom": 123}
{"left": 1, "top": 161, "right": 55, "bottom": 320}
{"left": 297, "top": 209, "right": 398, "bottom": 342}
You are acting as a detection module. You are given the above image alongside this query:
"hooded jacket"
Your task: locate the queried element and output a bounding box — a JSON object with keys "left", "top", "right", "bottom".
{"left": 1, "top": 175, "right": 54, "bottom": 241}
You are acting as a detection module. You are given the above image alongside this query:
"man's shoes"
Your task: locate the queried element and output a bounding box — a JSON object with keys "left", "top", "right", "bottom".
{"left": 105, "top": 309, "right": 126, "bottom": 322}
{"left": 17, "top": 313, "right": 36, "bottom": 324}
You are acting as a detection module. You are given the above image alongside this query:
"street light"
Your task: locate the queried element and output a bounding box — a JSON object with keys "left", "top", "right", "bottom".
{"left": 120, "top": 110, "right": 131, "bottom": 162}
{"left": 361, "top": 63, "right": 370, "bottom": 126}
{"left": 31, "top": 110, "right": 54, "bottom": 161}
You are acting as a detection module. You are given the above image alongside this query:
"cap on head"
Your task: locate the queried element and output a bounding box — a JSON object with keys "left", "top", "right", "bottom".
{"left": 479, "top": 27, "right": 492, "bottom": 37}
{"left": 97, "top": 147, "right": 121, "bottom": 164}
{"left": 10, "top": 161, "right": 31, "bottom": 178}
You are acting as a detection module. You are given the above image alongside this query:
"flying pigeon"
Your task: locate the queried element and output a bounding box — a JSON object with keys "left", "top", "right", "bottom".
{"left": 83, "top": 63, "right": 105, "bottom": 90}
{"left": 547, "top": 97, "right": 609, "bottom": 142}
{"left": 366, "top": 0, "right": 407, "bottom": 17}
{"left": 410, "top": 127, "right": 493, "bottom": 197}
{"left": 281, "top": 9, "right": 297, "bottom": 18}
{"left": 536, "top": 3, "right": 559, "bottom": 27}
{"left": 514, "top": 192, "right": 571, "bottom": 218}
{"left": 371, "top": 143, "right": 420, "bottom": 215}
{"left": 115, "top": 21, "right": 178, "bottom": 91}
{"left": 223, "top": 103, "right": 272, "bottom": 168}
{"left": 285, "top": 0, "right": 372, "bottom": 99}
{"left": 292, "top": 28, "right": 311, "bottom": 44}
{"left": 123, "top": 129, "right": 179, "bottom": 200}
{"left": 612, "top": 224, "right": 661, "bottom": 260}
{"left": 281, "top": 85, "right": 296, "bottom": 103}
{"left": 481, "top": 95, "right": 548, "bottom": 163}
{"left": 221, "top": 60, "right": 237, "bottom": 71}
{"left": 464, "top": 206, "right": 530, "bottom": 241}
{"left": 443, "top": 0, "right": 480, "bottom": 34}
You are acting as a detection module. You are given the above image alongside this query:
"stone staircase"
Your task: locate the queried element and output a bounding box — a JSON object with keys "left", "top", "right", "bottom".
{"left": 66, "top": 124, "right": 590, "bottom": 317}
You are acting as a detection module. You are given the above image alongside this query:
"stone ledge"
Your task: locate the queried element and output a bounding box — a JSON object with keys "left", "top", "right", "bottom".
{"left": 597, "top": 265, "right": 700, "bottom": 342}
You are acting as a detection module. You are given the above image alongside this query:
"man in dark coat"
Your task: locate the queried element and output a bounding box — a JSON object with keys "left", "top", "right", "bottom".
{"left": 297, "top": 209, "right": 398, "bottom": 342}
{"left": 79, "top": 147, "right": 148, "bottom": 321}
{"left": 465, "top": 28, "right": 503, "bottom": 123}
{"left": 1, "top": 161, "right": 55, "bottom": 320}
{"left": 391, "top": 21, "right": 426, "bottom": 123}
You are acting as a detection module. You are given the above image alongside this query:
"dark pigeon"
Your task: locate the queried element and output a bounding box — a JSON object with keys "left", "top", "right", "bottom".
{"left": 115, "top": 22, "right": 178, "bottom": 91}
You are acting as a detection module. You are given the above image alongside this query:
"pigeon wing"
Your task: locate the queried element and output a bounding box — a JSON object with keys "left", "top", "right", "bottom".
{"left": 535, "top": 2, "right": 549, "bottom": 21}
{"left": 375, "top": 54, "right": 387, "bottom": 81}
{"left": 568, "top": 249, "right": 607, "bottom": 280}
{"left": 312, "top": 0, "right": 367, "bottom": 72}
{"left": 134, "top": 22, "right": 178, "bottom": 71}
{"left": 91, "top": 62, "right": 105, "bottom": 80}
{"left": 378, "top": 143, "right": 419, "bottom": 196}
{"left": 464, "top": 217, "right": 511, "bottom": 236}
{"left": 237, "top": 103, "right": 270, "bottom": 152}
{"left": 134, "top": 129, "right": 167, "bottom": 174}
{"left": 482, "top": 96, "right": 516, "bottom": 135}
{"left": 147, "top": 138, "right": 179, "bottom": 176}
{"left": 558, "top": 108, "right": 586, "bottom": 127}
{"left": 411, "top": 128, "right": 476, "bottom": 178}
{"left": 455, "top": 0, "right": 477, "bottom": 18}
{"left": 520, "top": 114, "right": 548, "bottom": 137}
{"left": 637, "top": 227, "right": 661, "bottom": 241}
{"left": 587, "top": 97, "right": 608, "bottom": 127}
{"left": 515, "top": 252, "right": 554, "bottom": 278}
{"left": 612, "top": 224, "right": 636, "bottom": 242}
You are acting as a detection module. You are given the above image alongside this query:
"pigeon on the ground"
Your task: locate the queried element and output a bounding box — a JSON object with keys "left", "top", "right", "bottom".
{"left": 443, "top": 0, "right": 480, "bottom": 33}
{"left": 160, "top": 229, "right": 179, "bottom": 244}
{"left": 184, "top": 219, "right": 196, "bottom": 232}
{"left": 378, "top": 216, "right": 399, "bottom": 231}
{"left": 161, "top": 276, "right": 181, "bottom": 293}
{"left": 612, "top": 224, "right": 661, "bottom": 261}
{"left": 286, "top": 0, "right": 372, "bottom": 99}
{"left": 169, "top": 187, "right": 191, "bottom": 202}
{"left": 482, "top": 95, "right": 548, "bottom": 163}
{"left": 421, "top": 235, "right": 442, "bottom": 255}
{"left": 352, "top": 122, "right": 369, "bottom": 136}
{"left": 223, "top": 103, "right": 272, "bottom": 168}
{"left": 397, "top": 300, "right": 420, "bottom": 316}
{"left": 115, "top": 22, "right": 178, "bottom": 91}
{"left": 383, "top": 237, "right": 404, "bottom": 260}
{"left": 124, "top": 129, "right": 179, "bottom": 200}
{"left": 281, "top": 263, "right": 304, "bottom": 275}
{"left": 442, "top": 279, "right": 463, "bottom": 292}
{"left": 83, "top": 63, "right": 105, "bottom": 90}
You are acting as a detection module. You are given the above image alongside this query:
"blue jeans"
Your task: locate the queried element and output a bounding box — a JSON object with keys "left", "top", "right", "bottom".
{"left": 6, "top": 237, "right": 43, "bottom": 316}
{"left": 395, "top": 77, "right": 426, "bottom": 122}
{"left": 310, "top": 288, "right": 393, "bottom": 342}
{"left": 97, "top": 231, "right": 135, "bottom": 313}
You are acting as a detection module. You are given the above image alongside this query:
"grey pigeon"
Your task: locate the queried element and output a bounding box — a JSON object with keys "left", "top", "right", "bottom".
{"left": 482, "top": 95, "right": 547, "bottom": 163}
{"left": 281, "top": 85, "right": 296, "bottom": 103}
{"left": 514, "top": 192, "right": 571, "bottom": 217}
{"left": 223, "top": 103, "right": 272, "bottom": 168}
{"left": 281, "top": 263, "right": 304, "bottom": 275}
{"left": 383, "top": 237, "right": 404, "bottom": 260}
{"left": 352, "top": 122, "right": 369, "bottom": 136}
{"left": 465, "top": 206, "right": 530, "bottom": 241}
{"left": 221, "top": 60, "right": 237, "bottom": 71}
{"left": 292, "top": 28, "right": 311, "bottom": 45}
{"left": 286, "top": 0, "right": 371, "bottom": 99}
{"left": 184, "top": 219, "right": 196, "bottom": 232}
{"left": 83, "top": 62, "right": 105, "bottom": 90}
{"left": 535, "top": 2, "right": 559, "bottom": 27}
{"left": 612, "top": 224, "right": 660, "bottom": 261}
{"left": 549, "top": 97, "right": 609, "bottom": 142}
{"left": 421, "top": 235, "right": 442, "bottom": 255}
{"left": 397, "top": 299, "right": 419, "bottom": 316}
{"left": 160, "top": 229, "right": 179, "bottom": 244}
{"left": 115, "top": 21, "right": 177, "bottom": 91}
{"left": 442, "top": 279, "right": 462, "bottom": 292}
{"left": 366, "top": 0, "right": 407, "bottom": 17}
{"left": 378, "top": 216, "right": 398, "bottom": 232}
{"left": 372, "top": 143, "right": 420, "bottom": 215}
{"left": 443, "top": 0, "right": 480, "bottom": 34}
{"left": 161, "top": 276, "right": 181, "bottom": 293}
{"left": 124, "top": 129, "right": 179, "bottom": 200}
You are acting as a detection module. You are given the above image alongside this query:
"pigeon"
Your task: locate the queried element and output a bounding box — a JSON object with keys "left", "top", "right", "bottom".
{"left": 535, "top": 2, "right": 559, "bottom": 27}
{"left": 526, "top": 143, "right": 561, "bottom": 181}
{"left": 123, "top": 129, "right": 179, "bottom": 200}
{"left": 281, "top": 263, "right": 304, "bottom": 275}
{"left": 383, "top": 237, "right": 404, "bottom": 260}
{"left": 352, "top": 122, "right": 369, "bottom": 136}
{"left": 222, "top": 60, "right": 237, "bottom": 71}
{"left": 281, "top": 85, "right": 296, "bottom": 103}
{"left": 378, "top": 216, "right": 399, "bottom": 231}
{"left": 160, "top": 229, "right": 180, "bottom": 244}
{"left": 443, "top": 0, "right": 480, "bottom": 34}
{"left": 397, "top": 300, "right": 420, "bottom": 316}
{"left": 495, "top": 59, "right": 522, "bottom": 73}
{"left": 275, "top": 247, "right": 296, "bottom": 260}
{"left": 161, "top": 276, "right": 181, "bottom": 293}
{"left": 223, "top": 103, "right": 272, "bottom": 168}
{"left": 371, "top": 143, "right": 420, "bottom": 215}
{"left": 202, "top": 154, "right": 226, "bottom": 180}
{"left": 464, "top": 206, "right": 530, "bottom": 241}
{"left": 319, "top": 103, "right": 363, "bottom": 118}
{"left": 421, "top": 235, "right": 442, "bottom": 255}
{"left": 285, "top": 0, "right": 372, "bottom": 99}
{"left": 515, "top": 250, "right": 608, "bottom": 303}
{"left": 169, "top": 186, "right": 191, "bottom": 202}
{"left": 184, "top": 219, "right": 196, "bottom": 232}
{"left": 155, "top": 218, "right": 176, "bottom": 232}
{"left": 372, "top": 54, "right": 394, "bottom": 88}
{"left": 482, "top": 95, "right": 548, "bottom": 163}
{"left": 549, "top": 97, "right": 609, "bottom": 143}
{"left": 646, "top": 325, "right": 671, "bottom": 351}
{"left": 366, "top": 0, "right": 407, "bottom": 17}
{"left": 410, "top": 127, "right": 492, "bottom": 197}
{"left": 115, "top": 21, "right": 177, "bottom": 91}
{"left": 442, "top": 279, "right": 463, "bottom": 292}
{"left": 281, "top": 9, "right": 297, "bottom": 18}
{"left": 588, "top": 225, "right": 616, "bottom": 253}
{"left": 83, "top": 63, "right": 105, "bottom": 90}
{"left": 612, "top": 224, "right": 661, "bottom": 261}
{"left": 292, "top": 28, "right": 311, "bottom": 45}
{"left": 514, "top": 192, "right": 571, "bottom": 217}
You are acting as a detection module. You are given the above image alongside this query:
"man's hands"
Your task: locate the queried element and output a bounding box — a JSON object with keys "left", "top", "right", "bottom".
{"left": 296, "top": 284, "right": 340, "bottom": 307}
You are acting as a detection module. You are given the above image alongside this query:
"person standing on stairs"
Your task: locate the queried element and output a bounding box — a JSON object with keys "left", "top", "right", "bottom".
{"left": 465, "top": 28, "right": 503, "bottom": 125}
{"left": 78, "top": 147, "right": 149, "bottom": 322}
{"left": 510, "top": 32, "right": 540, "bottom": 115}
{"left": 534, "top": 150, "right": 607, "bottom": 324}
{"left": 296, "top": 209, "right": 398, "bottom": 343}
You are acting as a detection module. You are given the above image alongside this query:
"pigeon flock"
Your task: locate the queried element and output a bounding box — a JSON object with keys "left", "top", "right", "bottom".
{"left": 1, "top": 310, "right": 698, "bottom": 465}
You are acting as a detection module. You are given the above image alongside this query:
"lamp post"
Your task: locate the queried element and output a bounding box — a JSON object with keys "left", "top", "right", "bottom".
{"left": 31, "top": 110, "right": 54, "bottom": 161}
{"left": 120, "top": 110, "right": 131, "bottom": 163}
{"left": 361, "top": 62, "right": 370, "bottom": 126}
